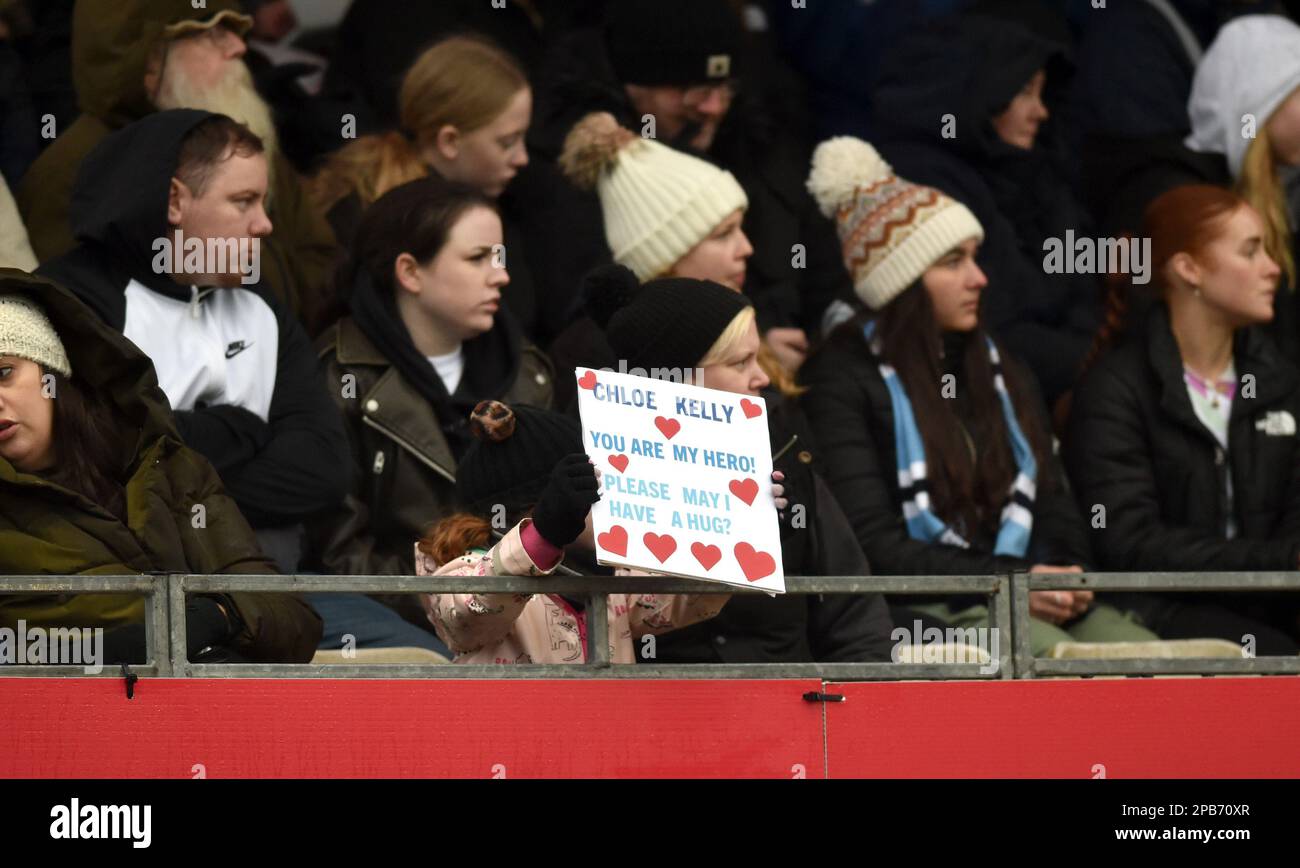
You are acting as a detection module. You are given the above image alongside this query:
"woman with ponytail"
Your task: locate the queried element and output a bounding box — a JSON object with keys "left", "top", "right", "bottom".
{"left": 801, "top": 138, "right": 1157, "bottom": 656}
{"left": 309, "top": 35, "right": 539, "bottom": 334}
{"left": 416, "top": 400, "right": 733, "bottom": 665}
{"left": 1065, "top": 184, "right": 1300, "bottom": 655}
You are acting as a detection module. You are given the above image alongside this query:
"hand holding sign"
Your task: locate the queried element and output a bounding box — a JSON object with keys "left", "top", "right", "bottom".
{"left": 532, "top": 454, "right": 600, "bottom": 549}
{"left": 576, "top": 367, "right": 785, "bottom": 592}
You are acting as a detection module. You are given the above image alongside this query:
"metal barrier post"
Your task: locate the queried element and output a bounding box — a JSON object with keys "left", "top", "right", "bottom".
{"left": 146, "top": 574, "right": 171, "bottom": 676}
{"left": 168, "top": 574, "right": 188, "bottom": 676}
{"left": 990, "top": 574, "right": 1014, "bottom": 679}
{"left": 587, "top": 592, "right": 610, "bottom": 669}
{"left": 1011, "top": 571, "right": 1034, "bottom": 679}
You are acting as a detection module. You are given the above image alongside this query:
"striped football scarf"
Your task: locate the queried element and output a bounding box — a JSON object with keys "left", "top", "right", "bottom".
{"left": 864, "top": 322, "right": 1037, "bottom": 556}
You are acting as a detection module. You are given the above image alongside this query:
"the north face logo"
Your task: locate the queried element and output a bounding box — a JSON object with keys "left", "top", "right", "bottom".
{"left": 1256, "top": 410, "right": 1296, "bottom": 436}
{"left": 706, "top": 54, "right": 731, "bottom": 78}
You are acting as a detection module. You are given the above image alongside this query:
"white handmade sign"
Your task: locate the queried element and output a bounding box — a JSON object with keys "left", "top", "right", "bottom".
{"left": 575, "top": 366, "right": 785, "bottom": 593}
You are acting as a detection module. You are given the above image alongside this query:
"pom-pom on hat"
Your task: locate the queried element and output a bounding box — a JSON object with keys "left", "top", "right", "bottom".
{"left": 0, "top": 293, "right": 72, "bottom": 377}
{"left": 807, "top": 136, "right": 984, "bottom": 310}
{"left": 455, "top": 400, "right": 584, "bottom": 514}
{"left": 591, "top": 264, "right": 751, "bottom": 374}
{"left": 560, "top": 112, "right": 748, "bottom": 281}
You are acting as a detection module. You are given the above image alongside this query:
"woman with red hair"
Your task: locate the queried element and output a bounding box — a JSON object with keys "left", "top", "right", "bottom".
{"left": 1066, "top": 184, "right": 1300, "bottom": 654}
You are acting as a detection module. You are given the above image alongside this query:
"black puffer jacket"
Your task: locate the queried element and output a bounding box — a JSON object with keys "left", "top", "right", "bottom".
{"left": 1065, "top": 304, "right": 1300, "bottom": 572}
{"left": 653, "top": 395, "right": 894, "bottom": 663}
{"left": 801, "top": 322, "right": 1090, "bottom": 582}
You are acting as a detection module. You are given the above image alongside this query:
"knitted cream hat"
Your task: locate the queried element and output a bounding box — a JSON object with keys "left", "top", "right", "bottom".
{"left": 0, "top": 294, "right": 71, "bottom": 377}
{"left": 807, "top": 137, "right": 984, "bottom": 310}
{"left": 560, "top": 112, "right": 749, "bottom": 280}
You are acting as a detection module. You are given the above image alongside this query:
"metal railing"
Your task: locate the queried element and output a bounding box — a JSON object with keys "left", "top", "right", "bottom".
{"left": 1, "top": 570, "right": 1297, "bottom": 679}
{"left": 1012, "top": 571, "right": 1300, "bottom": 677}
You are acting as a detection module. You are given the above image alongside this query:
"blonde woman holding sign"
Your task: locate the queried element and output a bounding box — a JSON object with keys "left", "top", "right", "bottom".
{"left": 588, "top": 265, "right": 895, "bottom": 664}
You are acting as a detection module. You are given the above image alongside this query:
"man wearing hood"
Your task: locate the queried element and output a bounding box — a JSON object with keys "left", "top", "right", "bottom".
{"left": 37, "top": 109, "right": 350, "bottom": 575}
{"left": 16, "top": 0, "right": 336, "bottom": 325}
{"left": 0, "top": 269, "right": 322, "bottom": 664}
{"left": 523, "top": 0, "right": 849, "bottom": 362}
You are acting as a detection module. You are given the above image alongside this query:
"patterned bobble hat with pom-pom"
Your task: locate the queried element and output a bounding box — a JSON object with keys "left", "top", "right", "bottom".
{"left": 455, "top": 400, "right": 584, "bottom": 515}
{"left": 560, "top": 112, "right": 748, "bottom": 281}
{"left": 807, "top": 137, "right": 984, "bottom": 310}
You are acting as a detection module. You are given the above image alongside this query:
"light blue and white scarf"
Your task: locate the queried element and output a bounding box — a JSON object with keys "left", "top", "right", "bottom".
{"left": 864, "top": 323, "right": 1037, "bottom": 557}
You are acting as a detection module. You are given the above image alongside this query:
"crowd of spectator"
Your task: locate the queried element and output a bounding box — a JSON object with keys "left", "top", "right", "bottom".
{"left": 2, "top": 0, "right": 1300, "bottom": 664}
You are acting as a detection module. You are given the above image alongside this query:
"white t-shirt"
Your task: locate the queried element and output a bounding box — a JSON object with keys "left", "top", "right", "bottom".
{"left": 428, "top": 346, "right": 465, "bottom": 395}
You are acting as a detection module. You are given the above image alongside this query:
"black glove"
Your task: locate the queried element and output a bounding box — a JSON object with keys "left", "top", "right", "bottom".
{"left": 531, "top": 454, "right": 600, "bottom": 548}
{"left": 187, "top": 596, "right": 236, "bottom": 660}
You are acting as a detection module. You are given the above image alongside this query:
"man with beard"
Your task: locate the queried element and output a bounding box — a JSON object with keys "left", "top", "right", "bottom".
{"left": 17, "top": 0, "right": 336, "bottom": 326}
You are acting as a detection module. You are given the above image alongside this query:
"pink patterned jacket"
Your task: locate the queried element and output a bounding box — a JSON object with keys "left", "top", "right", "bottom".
{"left": 416, "top": 520, "right": 729, "bottom": 664}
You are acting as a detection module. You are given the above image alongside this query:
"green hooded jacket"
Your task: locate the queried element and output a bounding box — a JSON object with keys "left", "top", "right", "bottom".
{"left": 0, "top": 269, "right": 322, "bottom": 662}
{"left": 15, "top": 0, "right": 337, "bottom": 322}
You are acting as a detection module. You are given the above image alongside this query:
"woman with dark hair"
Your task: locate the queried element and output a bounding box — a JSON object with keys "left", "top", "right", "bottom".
{"left": 310, "top": 35, "right": 539, "bottom": 336}
{"left": 0, "top": 270, "right": 321, "bottom": 663}
{"left": 307, "top": 176, "right": 553, "bottom": 651}
{"left": 1066, "top": 184, "right": 1300, "bottom": 655}
{"left": 869, "top": 12, "right": 1099, "bottom": 404}
{"left": 800, "top": 139, "right": 1156, "bottom": 656}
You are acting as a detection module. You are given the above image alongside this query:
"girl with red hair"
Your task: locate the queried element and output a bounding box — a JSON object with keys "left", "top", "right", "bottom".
{"left": 1066, "top": 184, "right": 1300, "bottom": 654}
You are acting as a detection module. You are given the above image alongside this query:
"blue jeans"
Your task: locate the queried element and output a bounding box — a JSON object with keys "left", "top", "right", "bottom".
{"left": 305, "top": 593, "right": 452, "bottom": 657}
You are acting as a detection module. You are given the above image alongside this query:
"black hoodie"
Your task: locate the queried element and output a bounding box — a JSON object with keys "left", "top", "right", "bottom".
{"left": 36, "top": 109, "right": 350, "bottom": 540}
{"left": 870, "top": 13, "right": 1101, "bottom": 404}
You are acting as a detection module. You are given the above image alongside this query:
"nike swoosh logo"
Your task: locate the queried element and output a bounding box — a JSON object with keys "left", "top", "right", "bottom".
{"left": 225, "top": 340, "right": 253, "bottom": 359}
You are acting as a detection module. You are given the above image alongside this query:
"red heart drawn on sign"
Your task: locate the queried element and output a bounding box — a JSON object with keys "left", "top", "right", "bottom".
{"left": 577, "top": 370, "right": 597, "bottom": 390}
{"left": 597, "top": 525, "right": 628, "bottom": 557}
{"left": 654, "top": 416, "right": 681, "bottom": 439}
{"left": 729, "top": 478, "right": 759, "bottom": 506}
{"left": 734, "top": 542, "right": 777, "bottom": 582}
{"left": 690, "top": 542, "right": 722, "bottom": 571}
{"left": 643, "top": 532, "right": 677, "bottom": 563}
{"left": 740, "top": 398, "right": 762, "bottom": 419}
{"left": 608, "top": 454, "right": 629, "bottom": 473}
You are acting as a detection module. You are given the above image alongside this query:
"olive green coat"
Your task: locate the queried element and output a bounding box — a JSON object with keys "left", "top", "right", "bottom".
{"left": 0, "top": 269, "right": 321, "bottom": 662}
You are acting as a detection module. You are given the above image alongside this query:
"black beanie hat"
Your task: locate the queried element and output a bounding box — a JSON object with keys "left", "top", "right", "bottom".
{"left": 593, "top": 264, "right": 751, "bottom": 374}
{"left": 605, "top": 0, "right": 742, "bottom": 86}
{"left": 456, "top": 400, "right": 584, "bottom": 514}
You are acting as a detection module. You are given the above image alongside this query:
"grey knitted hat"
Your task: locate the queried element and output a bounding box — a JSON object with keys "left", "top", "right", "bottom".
{"left": 0, "top": 294, "right": 72, "bottom": 377}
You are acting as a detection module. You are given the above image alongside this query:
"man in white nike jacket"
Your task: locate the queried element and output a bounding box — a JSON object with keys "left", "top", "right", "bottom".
{"left": 39, "top": 109, "right": 350, "bottom": 572}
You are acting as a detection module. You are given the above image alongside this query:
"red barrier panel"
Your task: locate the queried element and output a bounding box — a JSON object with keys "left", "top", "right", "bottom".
{"left": 825, "top": 678, "right": 1300, "bottom": 778}
{"left": 3, "top": 676, "right": 1298, "bottom": 778}
{"left": 0, "top": 678, "right": 825, "bottom": 779}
